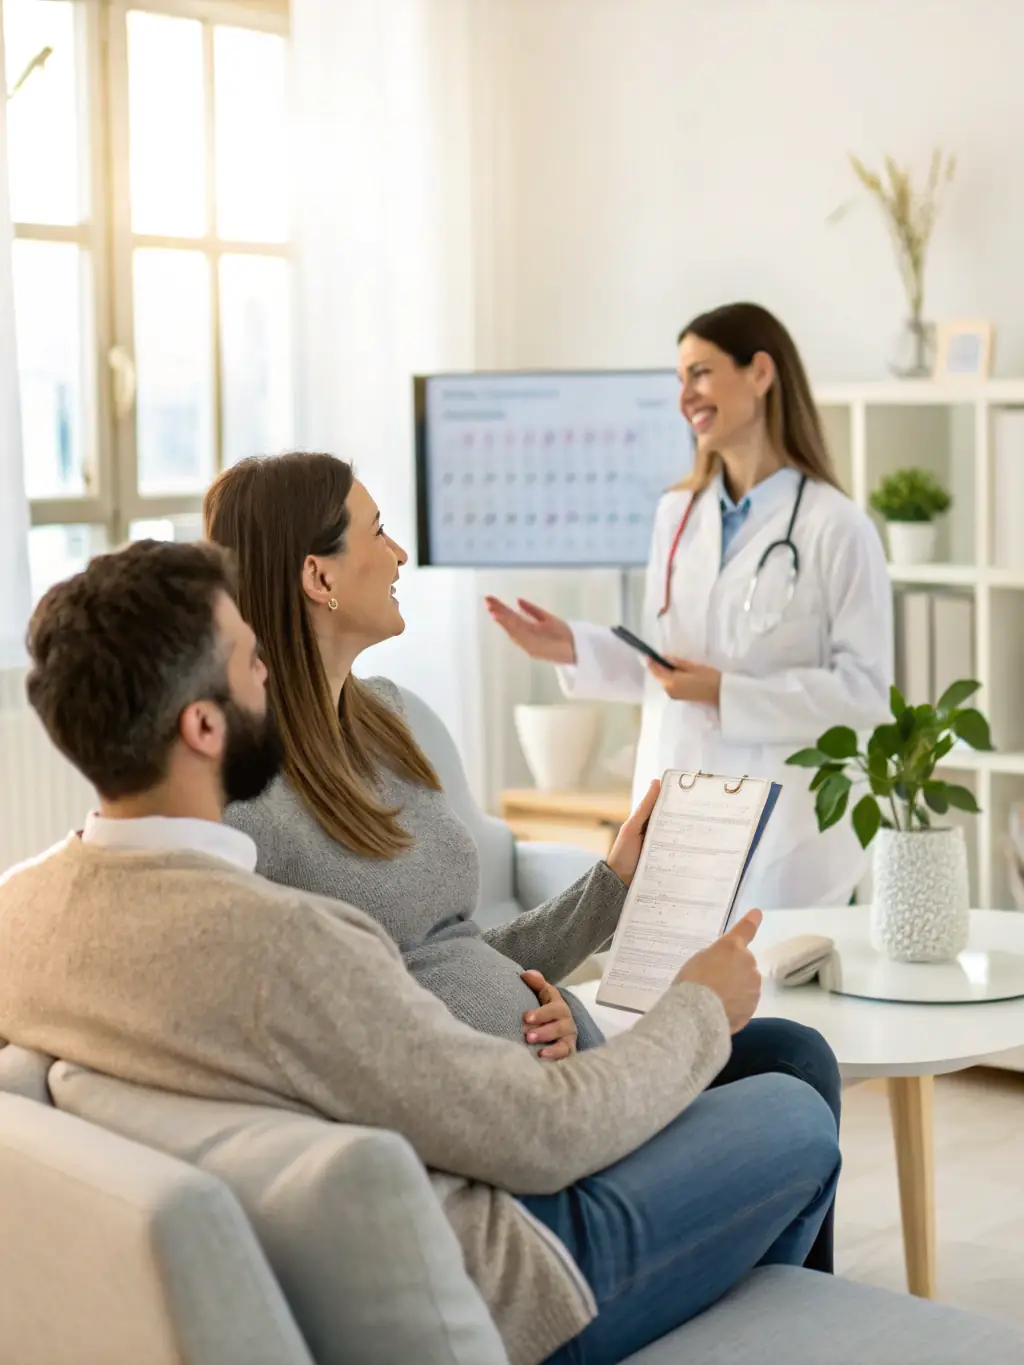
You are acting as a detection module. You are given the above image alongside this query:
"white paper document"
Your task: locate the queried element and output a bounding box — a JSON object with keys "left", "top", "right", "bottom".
{"left": 596, "top": 771, "right": 780, "bottom": 1014}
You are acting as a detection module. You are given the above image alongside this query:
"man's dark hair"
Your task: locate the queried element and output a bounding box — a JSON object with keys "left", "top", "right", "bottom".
{"left": 26, "top": 539, "right": 238, "bottom": 799}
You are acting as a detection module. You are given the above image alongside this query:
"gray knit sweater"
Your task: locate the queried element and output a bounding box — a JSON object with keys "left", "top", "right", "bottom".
{"left": 226, "top": 677, "right": 620, "bottom": 1051}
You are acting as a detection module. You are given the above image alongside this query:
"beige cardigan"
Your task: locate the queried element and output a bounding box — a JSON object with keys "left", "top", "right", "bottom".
{"left": 0, "top": 837, "right": 730, "bottom": 1365}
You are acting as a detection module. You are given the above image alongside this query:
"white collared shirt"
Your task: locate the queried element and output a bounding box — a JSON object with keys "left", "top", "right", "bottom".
{"left": 81, "top": 811, "right": 258, "bottom": 873}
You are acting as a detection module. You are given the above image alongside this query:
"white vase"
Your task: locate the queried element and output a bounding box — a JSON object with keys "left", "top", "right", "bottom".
{"left": 885, "top": 520, "right": 937, "bottom": 566}
{"left": 513, "top": 704, "right": 601, "bottom": 792}
{"left": 870, "top": 826, "right": 969, "bottom": 963}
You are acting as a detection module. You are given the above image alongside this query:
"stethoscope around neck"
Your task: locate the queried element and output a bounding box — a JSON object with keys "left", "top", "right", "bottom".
{"left": 657, "top": 472, "right": 809, "bottom": 637}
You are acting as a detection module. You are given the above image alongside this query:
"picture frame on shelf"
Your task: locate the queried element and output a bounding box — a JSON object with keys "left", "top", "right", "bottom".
{"left": 933, "top": 319, "right": 994, "bottom": 381}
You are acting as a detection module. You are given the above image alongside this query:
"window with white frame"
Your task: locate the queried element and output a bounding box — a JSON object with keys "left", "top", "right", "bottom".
{"left": 4, "top": 0, "right": 292, "bottom": 601}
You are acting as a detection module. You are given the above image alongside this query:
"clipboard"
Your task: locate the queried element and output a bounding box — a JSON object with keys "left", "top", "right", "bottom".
{"left": 596, "top": 770, "right": 781, "bottom": 1015}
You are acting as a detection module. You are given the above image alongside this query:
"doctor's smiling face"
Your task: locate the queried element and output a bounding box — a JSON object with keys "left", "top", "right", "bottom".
{"left": 677, "top": 332, "right": 775, "bottom": 453}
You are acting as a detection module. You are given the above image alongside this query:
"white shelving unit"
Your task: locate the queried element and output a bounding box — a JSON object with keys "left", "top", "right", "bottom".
{"left": 816, "top": 379, "right": 1024, "bottom": 914}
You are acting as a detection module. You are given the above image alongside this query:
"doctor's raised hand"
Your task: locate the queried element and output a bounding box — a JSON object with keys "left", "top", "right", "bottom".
{"left": 484, "top": 596, "right": 576, "bottom": 665}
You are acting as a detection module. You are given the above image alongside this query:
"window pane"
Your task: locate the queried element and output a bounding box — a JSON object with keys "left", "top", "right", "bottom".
{"left": 28, "top": 524, "right": 107, "bottom": 604}
{"left": 133, "top": 249, "right": 214, "bottom": 496}
{"left": 4, "top": 0, "right": 83, "bottom": 225}
{"left": 127, "top": 11, "right": 205, "bottom": 236}
{"left": 214, "top": 27, "right": 289, "bottom": 243}
{"left": 220, "top": 255, "right": 292, "bottom": 464}
{"left": 129, "top": 514, "right": 202, "bottom": 543}
{"left": 12, "top": 240, "right": 94, "bottom": 499}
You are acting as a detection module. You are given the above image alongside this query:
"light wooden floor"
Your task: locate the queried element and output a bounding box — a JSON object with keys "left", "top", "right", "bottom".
{"left": 837, "top": 1069, "right": 1024, "bottom": 1326}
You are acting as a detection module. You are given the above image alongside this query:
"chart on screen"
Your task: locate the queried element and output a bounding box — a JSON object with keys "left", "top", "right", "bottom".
{"left": 415, "top": 371, "right": 694, "bottom": 568}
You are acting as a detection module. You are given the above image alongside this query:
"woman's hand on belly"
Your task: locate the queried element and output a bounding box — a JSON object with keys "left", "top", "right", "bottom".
{"left": 521, "top": 970, "right": 578, "bottom": 1060}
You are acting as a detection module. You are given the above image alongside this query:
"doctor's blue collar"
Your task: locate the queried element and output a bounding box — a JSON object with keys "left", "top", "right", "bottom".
{"left": 715, "top": 465, "right": 801, "bottom": 514}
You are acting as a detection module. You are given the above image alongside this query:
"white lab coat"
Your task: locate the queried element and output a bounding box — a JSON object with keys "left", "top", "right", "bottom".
{"left": 559, "top": 475, "right": 894, "bottom": 910}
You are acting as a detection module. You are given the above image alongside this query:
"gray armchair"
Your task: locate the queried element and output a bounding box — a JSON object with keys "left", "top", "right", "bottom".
{"left": 396, "top": 685, "right": 601, "bottom": 931}
{"left": 0, "top": 1090, "right": 316, "bottom": 1365}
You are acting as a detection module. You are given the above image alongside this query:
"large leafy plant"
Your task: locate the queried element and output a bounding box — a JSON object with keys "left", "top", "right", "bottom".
{"left": 786, "top": 680, "right": 992, "bottom": 848}
{"left": 869, "top": 467, "right": 951, "bottom": 523}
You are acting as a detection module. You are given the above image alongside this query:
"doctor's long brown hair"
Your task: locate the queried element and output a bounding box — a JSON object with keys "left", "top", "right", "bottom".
{"left": 676, "top": 303, "right": 843, "bottom": 495}
{"left": 204, "top": 453, "right": 440, "bottom": 860}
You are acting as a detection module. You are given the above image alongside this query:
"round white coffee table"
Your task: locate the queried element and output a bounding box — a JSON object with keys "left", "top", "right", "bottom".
{"left": 573, "top": 907, "right": 1024, "bottom": 1302}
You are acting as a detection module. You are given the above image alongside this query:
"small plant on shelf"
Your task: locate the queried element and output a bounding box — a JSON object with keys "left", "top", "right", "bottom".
{"left": 869, "top": 467, "right": 951, "bottom": 523}
{"left": 869, "top": 467, "right": 951, "bottom": 565}
{"left": 786, "top": 681, "right": 992, "bottom": 963}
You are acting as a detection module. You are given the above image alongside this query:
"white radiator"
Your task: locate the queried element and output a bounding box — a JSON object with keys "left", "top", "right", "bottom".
{"left": 0, "top": 669, "right": 95, "bottom": 875}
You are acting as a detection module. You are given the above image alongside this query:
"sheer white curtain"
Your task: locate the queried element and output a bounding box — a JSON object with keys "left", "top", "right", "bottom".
{"left": 291, "top": 0, "right": 489, "bottom": 792}
{"left": 0, "top": 22, "right": 31, "bottom": 670}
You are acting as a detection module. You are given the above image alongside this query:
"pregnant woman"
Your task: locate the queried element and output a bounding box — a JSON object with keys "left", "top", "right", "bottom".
{"left": 206, "top": 451, "right": 651, "bottom": 1054}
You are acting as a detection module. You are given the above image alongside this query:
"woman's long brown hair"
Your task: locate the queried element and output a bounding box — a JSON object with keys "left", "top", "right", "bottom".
{"left": 676, "top": 302, "right": 842, "bottom": 494}
{"left": 204, "top": 452, "right": 440, "bottom": 859}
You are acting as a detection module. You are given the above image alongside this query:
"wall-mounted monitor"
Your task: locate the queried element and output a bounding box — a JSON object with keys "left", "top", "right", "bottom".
{"left": 414, "top": 370, "right": 694, "bottom": 569}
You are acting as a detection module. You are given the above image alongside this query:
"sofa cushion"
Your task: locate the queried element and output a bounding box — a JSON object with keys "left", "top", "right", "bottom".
{"left": 0, "top": 1092, "right": 313, "bottom": 1365}
{"left": 621, "top": 1264, "right": 1024, "bottom": 1364}
{"left": 0, "top": 1043, "right": 53, "bottom": 1103}
{"left": 50, "top": 1061, "right": 508, "bottom": 1365}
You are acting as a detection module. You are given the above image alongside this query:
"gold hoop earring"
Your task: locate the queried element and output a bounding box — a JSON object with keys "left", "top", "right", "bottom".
{"left": 327, "top": 597, "right": 339, "bottom": 612}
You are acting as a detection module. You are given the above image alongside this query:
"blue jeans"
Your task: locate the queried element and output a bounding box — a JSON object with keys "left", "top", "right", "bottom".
{"left": 522, "top": 1023, "right": 841, "bottom": 1365}
{"left": 710, "top": 1019, "right": 841, "bottom": 1273}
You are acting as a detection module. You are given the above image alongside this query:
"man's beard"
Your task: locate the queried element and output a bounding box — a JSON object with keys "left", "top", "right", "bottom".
{"left": 220, "top": 699, "right": 284, "bottom": 805}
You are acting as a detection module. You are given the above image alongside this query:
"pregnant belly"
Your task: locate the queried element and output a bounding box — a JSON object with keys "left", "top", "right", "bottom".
{"left": 402, "top": 936, "right": 540, "bottom": 1045}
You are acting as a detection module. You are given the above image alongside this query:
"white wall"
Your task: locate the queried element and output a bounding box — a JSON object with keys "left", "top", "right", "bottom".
{"left": 467, "top": 0, "right": 1024, "bottom": 803}
{"left": 294, "top": 0, "right": 1024, "bottom": 809}
{"left": 485, "top": 0, "right": 1024, "bottom": 379}
{"left": 292, "top": 0, "right": 492, "bottom": 793}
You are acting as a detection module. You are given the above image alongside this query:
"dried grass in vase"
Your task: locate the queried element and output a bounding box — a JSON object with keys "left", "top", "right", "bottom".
{"left": 829, "top": 150, "right": 956, "bottom": 377}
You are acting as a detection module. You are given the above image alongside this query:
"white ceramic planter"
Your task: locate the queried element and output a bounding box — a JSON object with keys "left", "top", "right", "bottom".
{"left": 513, "top": 704, "right": 601, "bottom": 792}
{"left": 885, "top": 520, "right": 937, "bottom": 566}
{"left": 870, "top": 826, "right": 969, "bottom": 963}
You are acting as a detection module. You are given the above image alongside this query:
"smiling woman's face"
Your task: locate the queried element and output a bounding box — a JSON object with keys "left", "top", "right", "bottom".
{"left": 307, "top": 479, "right": 409, "bottom": 648}
{"left": 677, "top": 333, "right": 772, "bottom": 452}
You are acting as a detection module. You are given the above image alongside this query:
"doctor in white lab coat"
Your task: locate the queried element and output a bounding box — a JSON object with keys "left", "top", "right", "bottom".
{"left": 487, "top": 302, "right": 894, "bottom": 910}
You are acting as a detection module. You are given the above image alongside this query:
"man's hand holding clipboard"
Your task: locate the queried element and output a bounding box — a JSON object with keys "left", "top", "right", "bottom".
{"left": 675, "top": 909, "right": 763, "bottom": 1034}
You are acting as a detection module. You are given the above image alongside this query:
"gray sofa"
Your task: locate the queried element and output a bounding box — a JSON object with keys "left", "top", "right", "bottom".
{"left": 1, "top": 1043, "right": 1023, "bottom": 1365}
{"left": 2, "top": 687, "right": 1023, "bottom": 1362}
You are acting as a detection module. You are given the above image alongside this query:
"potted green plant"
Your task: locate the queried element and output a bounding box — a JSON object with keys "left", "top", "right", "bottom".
{"left": 869, "top": 466, "right": 951, "bottom": 565}
{"left": 786, "top": 680, "right": 992, "bottom": 962}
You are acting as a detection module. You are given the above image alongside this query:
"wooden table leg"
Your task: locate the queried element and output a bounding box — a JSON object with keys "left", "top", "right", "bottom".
{"left": 887, "top": 1075, "right": 937, "bottom": 1299}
